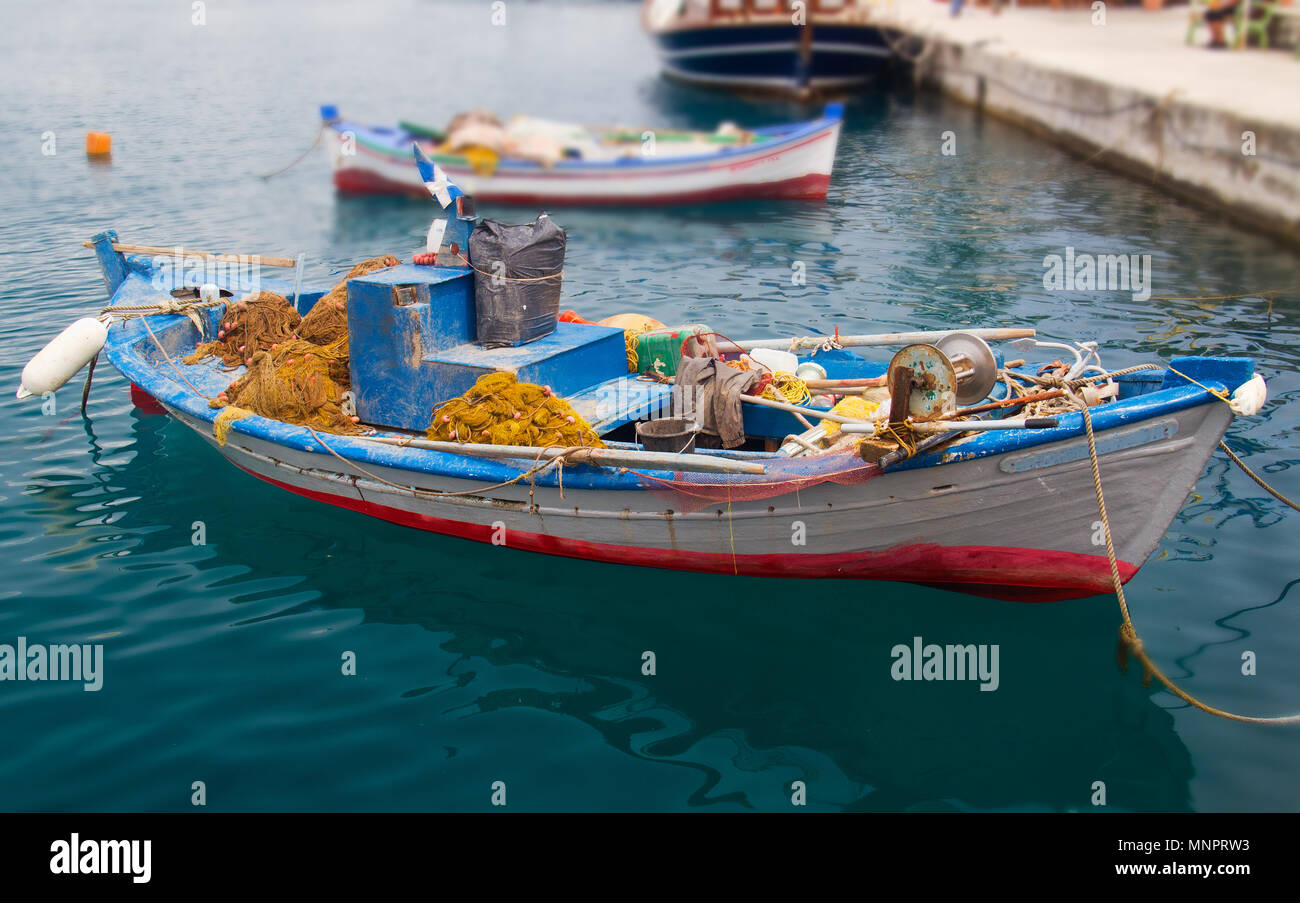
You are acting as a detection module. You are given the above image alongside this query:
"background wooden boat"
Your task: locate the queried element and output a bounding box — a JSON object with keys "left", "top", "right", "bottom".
{"left": 643, "top": 0, "right": 896, "bottom": 95}
{"left": 322, "top": 104, "right": 842, "bottom": 204}
{"left": 88, "top": 233, "right": 1256, "bottom": 602}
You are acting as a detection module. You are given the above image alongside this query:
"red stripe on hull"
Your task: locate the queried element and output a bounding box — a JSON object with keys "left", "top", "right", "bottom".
{"left": 130, "top": 383, "right": 168, "bottom": 415}
{"left": 332, "top": 168, "right": 830, "bottom": 203}
{"left": 234, "top": 463, "right": 1138, "bottom": 603}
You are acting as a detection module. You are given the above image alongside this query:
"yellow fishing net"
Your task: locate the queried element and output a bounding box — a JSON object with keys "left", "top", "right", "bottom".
{"left": 427, "top": 372, "right": 604, "bottom": 448}
{"left": 213, "top": 406, "right": 254, "bottom": 446}
{"left": 623, "top": 329, "right": 641, "bottom": 372}
{"left": 819, "top": 396, "right": 879, "bottom": 437}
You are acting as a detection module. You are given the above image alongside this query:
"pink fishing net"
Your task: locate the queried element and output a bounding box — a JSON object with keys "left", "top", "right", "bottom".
{"left": 634, "top": 447, "right": 882, "bottom": 514}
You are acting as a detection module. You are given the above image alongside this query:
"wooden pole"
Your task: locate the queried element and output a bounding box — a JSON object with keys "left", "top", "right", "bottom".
{"left": 739, "top": 393, "right": 869, "bottom": 425}
{"left": 82, "top": 241, "right": 297, "bottom": 268}
{"left": 909, "top": 418, "right": 1060, "bottom": 434}
{"left": 840, "top": 417, "right": 1059, "bottom": 436}
{"left": 723, "top": 327, "right": 1036, "bottom": 353}
{"left": 957, "top": 389, "right": 1065, "bottom": 416}
{"left": 362, "top": 435, "right": 767, "bottom": 475}
{"left": 809, "top": 385, "right": 879, "bottom": 396}
{"left": 803, "top": 376, "right": 888, "bottom": 390}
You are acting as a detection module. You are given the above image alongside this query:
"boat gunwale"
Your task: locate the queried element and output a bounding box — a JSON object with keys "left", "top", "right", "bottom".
{"left": 643, "top": 3, "right": 885, "bottom": 36}
{"left": 100, "top": 280, "right": 1248, "bottom": 494}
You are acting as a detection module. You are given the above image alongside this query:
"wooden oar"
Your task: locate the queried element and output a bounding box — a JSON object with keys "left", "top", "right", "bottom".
{"left": 362, "top": 435, "right": 766, "bottom": 475}
{"left": 803, "top": 376, "right": 888, "bottom": 390}
{"left": 957, "top": 389, "right": 1065, "bottom": 416}
{"left": 808, "top": 386, "right": 879, "bottom": 397}
{"left": 909, "top": 417, "right": 1059, "bottom": 434}
{"left": 82, "top": 241, "right": 297, "bottom": 268}
{"left": 739, "top": 393, "right": 866, "bottom": 425}
{"left": 840, "top": 417, "right": 1060, "bottom": 436}
{"left": 723, "top": 327, "right": 1036, "bottom": 353}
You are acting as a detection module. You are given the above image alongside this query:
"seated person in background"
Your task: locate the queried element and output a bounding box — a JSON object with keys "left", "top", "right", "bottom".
{"left": 1203, "top": 0, "right": 1242, "bottom": 49}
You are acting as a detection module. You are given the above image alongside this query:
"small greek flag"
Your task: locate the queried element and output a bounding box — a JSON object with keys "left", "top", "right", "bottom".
{"left": 412, "top": 143, "right": 464, "bottom": 208}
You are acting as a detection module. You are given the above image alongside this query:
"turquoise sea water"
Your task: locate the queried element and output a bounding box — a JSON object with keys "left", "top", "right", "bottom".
{"left": 1, "top": 0, "right": 1297, "bottom": 812}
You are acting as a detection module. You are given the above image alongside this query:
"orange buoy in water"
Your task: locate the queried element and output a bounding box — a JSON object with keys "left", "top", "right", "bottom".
{"left": 85, "top": 132, "right": 112, "bottom": 155}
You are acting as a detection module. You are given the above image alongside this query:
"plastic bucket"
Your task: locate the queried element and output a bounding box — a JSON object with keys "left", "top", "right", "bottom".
{"left": 636, "top": 418, "right": 697, "bottom": 454}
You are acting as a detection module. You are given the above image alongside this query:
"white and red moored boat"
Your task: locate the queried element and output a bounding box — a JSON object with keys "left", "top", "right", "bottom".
{"left": 320, "top": 103, "right": 842, "bottom": 205}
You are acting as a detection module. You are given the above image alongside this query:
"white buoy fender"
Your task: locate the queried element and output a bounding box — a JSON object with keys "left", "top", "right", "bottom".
{"left": 16, "top": 317, "right": 109, "bottom": 400}
{"left": 1227, "top": 374, "right": 1268, "bottom": 415}
{"left": 1229, "top": 374, "right": 1267, "bottom": 416}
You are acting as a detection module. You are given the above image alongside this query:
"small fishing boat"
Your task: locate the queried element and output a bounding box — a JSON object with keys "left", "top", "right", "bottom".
{"left": 320, "top": 103, "right": 843, "bottom": 204}
{"left": 643, "top": 0, "right": 896, "bottom": 95}
{"left": 20, "top": 207, "right": 1268, "bottom": 602}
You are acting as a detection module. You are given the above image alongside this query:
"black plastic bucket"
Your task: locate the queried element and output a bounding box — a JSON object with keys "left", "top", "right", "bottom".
{"left": 636, "top": 418, "right": 697, "bottom": 454}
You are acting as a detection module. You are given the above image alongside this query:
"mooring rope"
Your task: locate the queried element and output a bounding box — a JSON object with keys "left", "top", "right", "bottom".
{"left": 1075, "top": 386, "right": 1300, "bottom": 724}
{"left": 1218, "top": 441, "right": 1300, "bottom": 513}
{"left": 101, "top": 297, "right": 226, "bottom": 319}
{"left": 876, "top": 26, "right": 930, "bottom": 65}
{"left": 260, "top": 125, "right": 327, "bottom": 180}
{"left": 139, "top": 315, "right": 218, "bottom": 403}
{"left": 308, "top": 427, "right": 596, "bottom": 506}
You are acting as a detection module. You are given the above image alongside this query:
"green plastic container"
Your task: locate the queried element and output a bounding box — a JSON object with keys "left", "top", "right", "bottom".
{"left": 634, "top": 325, "right": 711, "bottom": 378}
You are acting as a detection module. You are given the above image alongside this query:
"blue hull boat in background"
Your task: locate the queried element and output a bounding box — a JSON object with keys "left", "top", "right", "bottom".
{"left": 643, "top": 0, "right": 896, "bottom": 95}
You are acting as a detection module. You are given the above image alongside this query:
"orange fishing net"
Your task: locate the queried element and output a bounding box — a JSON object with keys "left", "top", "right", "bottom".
{"left": 212, "top": 337, "right": 360, "bottom": 435}
{"left": 298, "top": 255, "right": 400, "bottom": 349}
{"left": 427, "top": 372, "right": 604, "bottom": 448}
{"left": 191, "top": 255, "right": 401, "bottom": 434}
{"left": 184, "top": 291, "right": 301, "bottom": 368}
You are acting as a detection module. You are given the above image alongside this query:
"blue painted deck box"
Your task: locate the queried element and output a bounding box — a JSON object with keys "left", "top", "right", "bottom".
{"left": 345, "top": 263, "right": 627, "bottom": 433}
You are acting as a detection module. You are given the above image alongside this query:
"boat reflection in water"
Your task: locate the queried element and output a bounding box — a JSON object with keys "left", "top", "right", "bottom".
{"left": 24, "top": 404, "right": 1195, "bottom": 811}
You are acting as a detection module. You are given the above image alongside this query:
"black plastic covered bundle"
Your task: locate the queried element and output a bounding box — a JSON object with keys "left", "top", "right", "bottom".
{"left": 469, "top": 214, "right": 565, "bottom": 348}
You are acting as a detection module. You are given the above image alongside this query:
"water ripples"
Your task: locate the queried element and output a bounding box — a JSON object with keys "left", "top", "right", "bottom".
{"left": 0, "top": 0, "right": 1296, "bottom": 811}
